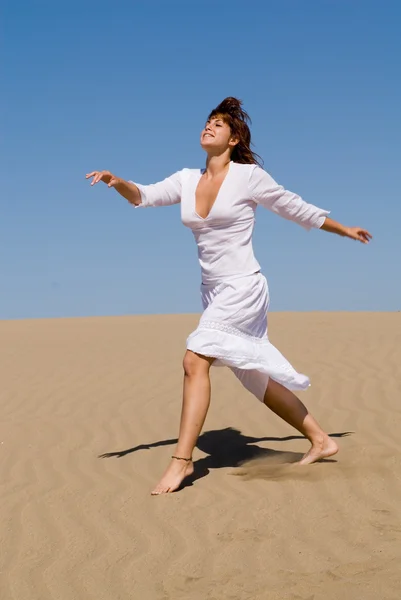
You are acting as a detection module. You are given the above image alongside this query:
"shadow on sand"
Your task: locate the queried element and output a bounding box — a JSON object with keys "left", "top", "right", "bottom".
{"left": 99, "top": 427, "right": 352, "bottom": 490}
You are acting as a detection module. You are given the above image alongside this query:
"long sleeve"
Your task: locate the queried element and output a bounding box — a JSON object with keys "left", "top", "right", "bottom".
{"left": 130, "top": 170, "right": 184, "bottom": 208}
{"left": 249, "top": 165, "right": 330, "bottom": 230}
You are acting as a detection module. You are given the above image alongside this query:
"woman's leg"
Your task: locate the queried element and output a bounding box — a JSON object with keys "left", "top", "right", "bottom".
{"left": 263, "top": 378, "right": 338, "bottom": 463}
{"left": 151, "top": 351, "right": 214, "bottom": 495}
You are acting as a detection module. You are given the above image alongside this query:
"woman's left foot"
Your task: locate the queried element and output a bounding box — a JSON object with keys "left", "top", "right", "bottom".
{"left": 299, "top": 435, "right": 339, "bottom": 465}
{"left": 151, "top": 458, "right": 194, "bottom": 495}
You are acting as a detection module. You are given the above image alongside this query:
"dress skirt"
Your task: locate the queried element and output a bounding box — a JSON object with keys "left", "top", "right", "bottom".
{"left": 186, "top": 272, "right": 310, "bottom": 401}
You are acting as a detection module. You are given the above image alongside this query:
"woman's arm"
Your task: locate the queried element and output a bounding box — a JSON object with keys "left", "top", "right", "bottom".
{"left": 86, "top": 169, "right": 183, "bottom": 207}
{"left": 250, "top": 166, "right": 329, "bottom": 230}
{"left": 249, "top": 166, "right": 372, "bottom": 242}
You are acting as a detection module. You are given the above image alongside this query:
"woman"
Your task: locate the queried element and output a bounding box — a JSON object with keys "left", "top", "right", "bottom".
{"left": 86, "top": 97, "right": 372, "bottom": 495}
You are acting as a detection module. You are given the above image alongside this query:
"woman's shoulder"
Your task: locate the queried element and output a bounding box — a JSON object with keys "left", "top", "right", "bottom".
{"left": 231, "top": 162, "right": 261, "bottom": 174}
{"left": 177, "top": 167, "right": 203, "bottom": 179}
{"left": 231, "top": 162, "right": 262, "bottom": 184}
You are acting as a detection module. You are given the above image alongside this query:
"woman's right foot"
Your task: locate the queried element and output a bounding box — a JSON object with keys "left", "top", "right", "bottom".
{"left": 299, "top": 435, "right": 339, "bottom": 465}
{"left": 151, "top": 458, "right": 194, "bottom": 495}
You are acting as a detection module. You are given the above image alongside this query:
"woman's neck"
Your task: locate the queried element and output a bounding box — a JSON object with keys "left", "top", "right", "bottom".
{"left": 205, "top": 153, "right": 232, "bottom": 177}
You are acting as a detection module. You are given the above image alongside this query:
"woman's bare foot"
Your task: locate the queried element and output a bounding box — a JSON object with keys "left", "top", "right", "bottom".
{"left": 299, "top": 435, "right": 339, "bottom": 465}
{"left": 151, "top": 457, "right": 194, "bottom": 495}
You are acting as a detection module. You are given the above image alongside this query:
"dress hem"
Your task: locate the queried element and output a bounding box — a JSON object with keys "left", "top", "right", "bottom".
{"left": 186, "top": 326, "right": 311, "bottom": 393}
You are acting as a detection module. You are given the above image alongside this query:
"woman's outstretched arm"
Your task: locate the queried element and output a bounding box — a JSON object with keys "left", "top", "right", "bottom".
{"left": 249, "top": 165, "right": 372, "bottom": 243}
{"left": 86, "top": 169, "right": 183, "bottom": 208}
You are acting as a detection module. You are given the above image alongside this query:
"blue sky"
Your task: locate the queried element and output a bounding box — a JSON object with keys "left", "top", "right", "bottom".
{"left": 2, "top": 0, "right": 400, "bottom": 319}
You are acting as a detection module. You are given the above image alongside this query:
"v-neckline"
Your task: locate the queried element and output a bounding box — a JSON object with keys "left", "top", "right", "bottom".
{"left": 194, "top": 161, "right": 232, "bottom": 220}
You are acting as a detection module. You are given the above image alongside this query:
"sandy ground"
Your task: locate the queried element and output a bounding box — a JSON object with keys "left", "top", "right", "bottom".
{"left": 0, "top": 312, "right": 400, "bottom": 600}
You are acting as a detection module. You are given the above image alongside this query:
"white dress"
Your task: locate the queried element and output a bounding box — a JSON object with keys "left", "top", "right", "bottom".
{"left": 133, "top": 162, "right": 330, "bottom": 401}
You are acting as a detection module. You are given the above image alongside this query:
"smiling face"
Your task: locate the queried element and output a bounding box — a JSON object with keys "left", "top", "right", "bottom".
{"left": 200, "top": 115, "right": 239, "bottom": 156}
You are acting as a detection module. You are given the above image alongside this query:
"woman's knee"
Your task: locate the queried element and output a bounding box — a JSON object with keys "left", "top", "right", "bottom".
{"left": 183, "top": 350, "right": 213, "bottom": 377}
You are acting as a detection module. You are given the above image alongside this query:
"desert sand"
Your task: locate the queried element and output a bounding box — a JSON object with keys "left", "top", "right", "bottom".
{"left": 0, "top": 312, "right": 400, "bottom": 600}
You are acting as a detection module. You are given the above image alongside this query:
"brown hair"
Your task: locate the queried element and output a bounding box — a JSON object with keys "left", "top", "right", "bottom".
{"left": 207, "top": 97, "right": 263, "bottom": 166}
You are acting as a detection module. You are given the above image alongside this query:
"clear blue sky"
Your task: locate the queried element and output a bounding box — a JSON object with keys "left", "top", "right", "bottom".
{"left": 2, "top": 1, "right": 400, "bottom": 319}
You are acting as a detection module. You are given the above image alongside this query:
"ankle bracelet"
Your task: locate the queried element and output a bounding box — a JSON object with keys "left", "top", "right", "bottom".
{"left": 171, "top": 455, "right": 192, "bottom": 462}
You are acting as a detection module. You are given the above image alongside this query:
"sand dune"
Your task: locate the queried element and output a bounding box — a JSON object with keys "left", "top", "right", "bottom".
{"left": 1, "top": 313, "right": 400, "bottom": 599}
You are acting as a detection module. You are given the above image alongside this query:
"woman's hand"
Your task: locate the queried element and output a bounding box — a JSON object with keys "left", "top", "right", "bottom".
{"left": 320, "top": 218, "right": 372, "bottom": 244}
{"left": 85, "top": 170, "right": 142, "bottom": 205}
{"left": 344, "top": 227, "right": 373, "bottom": 244}
{"left": 86, "top": 170, "right": 121, "bottom": 188}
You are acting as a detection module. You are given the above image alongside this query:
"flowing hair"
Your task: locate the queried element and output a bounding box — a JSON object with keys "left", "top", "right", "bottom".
{"left": 207, "top": 97, "right": 263, "bottom": 166}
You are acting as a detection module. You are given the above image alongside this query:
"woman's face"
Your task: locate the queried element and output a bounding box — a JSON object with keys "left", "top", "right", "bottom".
{"left": 200, "top": 116, "right": 238, "bottom": 154}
